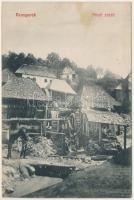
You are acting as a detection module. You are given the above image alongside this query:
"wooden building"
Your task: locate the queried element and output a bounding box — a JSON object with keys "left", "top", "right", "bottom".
{"left": 81, "top": 83, "right": 121, "bottom": 111}
{"left": 46, "top": 79, "right": 76, "bottom": 108}
{"left": 2, "top": 76, "right": 48, "bottom": 119}
{"left": 60, "top": 66, "right": 76, "bottom": 82}
{"left": 80, "top": 83, "right": 128, "bottom": 150}
{"left": 2, "top": 76, "right": 49, "bottom": 142}
{"left": 15, "top": 64, "right": 56, "bottom": 89}
{"left": 82, "top": 109, "right": 126, "bottom": 141}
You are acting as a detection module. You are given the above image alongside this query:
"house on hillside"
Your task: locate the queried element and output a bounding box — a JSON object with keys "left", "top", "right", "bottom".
{"left": 15, "top": 64, "right": 76, "bottom": 107}
{"left": 60, "top": 66, "right": 76, "bottom": 82}
{"left": 15, "top": 64, "right": 56, "bottom": 89}
{"left": 114, "top": 73, "right": 132, "bottom": 105}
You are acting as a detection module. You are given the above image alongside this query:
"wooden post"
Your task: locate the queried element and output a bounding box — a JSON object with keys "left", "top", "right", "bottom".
{"left": 45, "top": 103, "right": 48, "bottom": 119}
{"left": 40, "top": 122, "right": 43, "bottom": 136}
{"left": 118, "top": 125, "right": 120, "bottom": 135}
{"left": 42, "top": 121, "right": 47, "bottom": 137}
{"left": 124, "top": 125, "right": 127, "bottom": 150}
{"left": 57, "top": 120, "right": 59, "bottom": 133}
{"left": 99, "top": 123, "right": 101, "bottom": 143}
{"left": 82, "top": 114, "right": 84, "bottom": 135}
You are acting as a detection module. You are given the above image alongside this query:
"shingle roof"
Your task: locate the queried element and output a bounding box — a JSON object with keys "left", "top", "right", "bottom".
{"left": 2, "top": 77, "right": 47, "bottom": 101}
{"left": 83, "top": 109, "right": 125, "bottom": 125}
{"left": 81, "top": 84, "right": 121, "bottom": 110}
{"left": 47, "top": 79, "right": 76, "bottom": 95}
{"left": 15, "top": 64, "right": 56, "bottom": 78}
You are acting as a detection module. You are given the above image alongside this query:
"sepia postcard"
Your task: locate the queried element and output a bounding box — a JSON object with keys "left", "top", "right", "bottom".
{"left": 1, "top": 1, "right": 132, "bottom": 198}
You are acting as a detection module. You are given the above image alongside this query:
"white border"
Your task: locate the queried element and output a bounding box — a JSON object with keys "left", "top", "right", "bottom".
{"left": 0, "top": 1, "right": 133, "bottom": 200}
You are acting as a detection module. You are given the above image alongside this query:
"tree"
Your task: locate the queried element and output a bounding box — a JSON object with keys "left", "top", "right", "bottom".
{"left": 96, "top": 67, "right": 104, "bottom": 79}
{"left": 25, "top": 53, "right": 37, "bottom": 65}
{"left": 37, "top": 58, "right": 46, "bottom": 65}
{"left": 2, "top": 52, "right": 38, "bottom": 72}
{"left": 97, "top": 70, "right": 121, "bottom": 94}
{"left": 46, "top": 52, "right": 61, "bottom": 78}
{"left": 46, "top": 52, "right": 61, "bottom": 68}
{"left": 61, "top": 58, "right": 71, "bottom": 68}
{"left": 2, "top": 54, "right": 8, "bottom": 69}
{"left": 86, "top": 65, "right": 97, "bottom": 79}
{"left": 2, "top": 52, "right": 23, "bottom": 72}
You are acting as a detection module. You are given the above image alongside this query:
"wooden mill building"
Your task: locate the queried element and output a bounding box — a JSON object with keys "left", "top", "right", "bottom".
{"left": 80, "top": 83, "right": 127, "bottom": 150}
{"left": 2, "top": 76, "right": 49, "bottom": 141}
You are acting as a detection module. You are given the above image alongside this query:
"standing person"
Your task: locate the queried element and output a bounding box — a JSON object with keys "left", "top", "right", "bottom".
{"left": 19, "top": 127, "right": 29, "bottom": 159}
{"left": 7, "top": 127, "right": 29, "bottom": 159}
{"left": 7, "top": 128, "right": 19, "bottom": 159}
{"left": 102, "top": 126, "right": 107, "bottom": 138}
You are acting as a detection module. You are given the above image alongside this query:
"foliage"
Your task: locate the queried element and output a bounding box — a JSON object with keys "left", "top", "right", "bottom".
{"left": 87, "top": 65, "right": 97, "bottom": 79}
{"left": 2, "top": 52, "right": 78, "bottom": 76}
{"left": 2, "top": 52, "right": 123, "bottom": 98}
{"left": 2, "top": 52, "right": 39, "bottom": 72}
{"left": 97, "top": 70, "right": 121, "bottom": 94}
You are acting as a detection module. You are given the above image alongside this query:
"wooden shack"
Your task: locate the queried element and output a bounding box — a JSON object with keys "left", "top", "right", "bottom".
{"left": 80, "top": 83, "right": 127, "bottom": 150}
{"left": 82, "top": 109, "right": 126, "bottom": 141}
{"left": 2, "top": 76, "right": 49, "bottom": 142}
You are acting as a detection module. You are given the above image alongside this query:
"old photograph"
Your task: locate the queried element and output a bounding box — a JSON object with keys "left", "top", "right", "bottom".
{"left": 1, "top": 1, "right": 132, "bottom": 198}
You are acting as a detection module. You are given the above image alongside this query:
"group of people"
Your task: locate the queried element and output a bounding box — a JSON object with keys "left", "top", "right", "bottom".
{"left": 7, "top": 106, "right": 83, "bottom": 159}
{"left": 7, "top": 127, "right": 29, "bottom": 159}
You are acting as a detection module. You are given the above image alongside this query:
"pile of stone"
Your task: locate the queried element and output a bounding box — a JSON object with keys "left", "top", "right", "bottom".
{"left": 86, "top": 140, "right": 103, "bottom": 155}
{"left": 28, "top": 136, "right": 57, "bottom": 158}
{"left": 2, "top": 159, "right": 36, "bottom": 196}
{"left": 2, "top": 159, "right": 21, "bottom": 195}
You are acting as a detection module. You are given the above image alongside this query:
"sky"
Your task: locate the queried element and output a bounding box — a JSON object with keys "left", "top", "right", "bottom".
{"left": 2, "top": 2, "right": 131, "bottom": 77}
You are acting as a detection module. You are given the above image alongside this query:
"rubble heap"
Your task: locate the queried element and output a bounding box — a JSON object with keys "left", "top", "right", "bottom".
{"left": 27, "top": 136, "right": 57, "bottom": 158}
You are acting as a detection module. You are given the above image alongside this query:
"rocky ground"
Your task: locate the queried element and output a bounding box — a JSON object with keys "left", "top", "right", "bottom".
{"left": 2, "top": 141, "right": 103, "bottom": 197}
{"left": 2, "top": 135, "right": 132, "bottom": 198}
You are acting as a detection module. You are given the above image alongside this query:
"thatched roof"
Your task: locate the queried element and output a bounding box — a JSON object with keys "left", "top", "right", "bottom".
{"left": 83, "top": 109, "right": 125, "bottom": 125}
{"left": 16, "top": 64, "right": 56, "bottom": 78}
{"left": 2, "top": 77, "right": 47, "bottom": 101}
{"left": 81, "top": 84, "right": 121, "bottom": 110}
{"left": 47, "top": 79, "right": 76, "bottom": 95}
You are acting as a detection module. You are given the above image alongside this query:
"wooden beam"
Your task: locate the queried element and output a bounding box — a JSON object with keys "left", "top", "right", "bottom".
{"left": 124, "top": 125, "right": 127, "bottom": 150}
{"left": 118, "top": 125, "right": 120, "bottom": 135}
{"left": 98, "top": 123, "right": 101, "bottom": 143}
{"left": 57, "top": 120, "right": 59, "bottom": 133}
{"left": 40, "top": 122, "right": 43, "bottom": 136}
{"left": 2, "top": 118, "right": 66, "bottom": 121}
